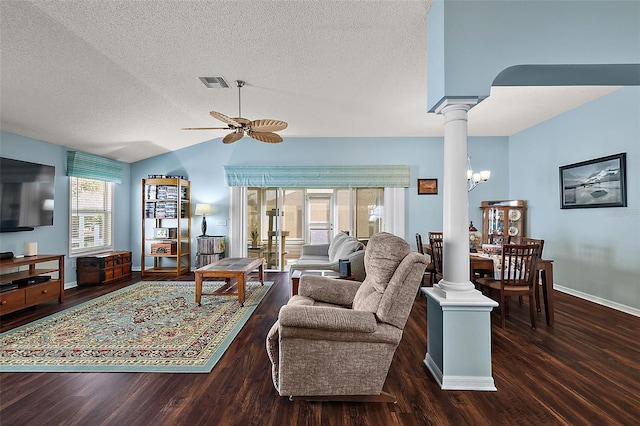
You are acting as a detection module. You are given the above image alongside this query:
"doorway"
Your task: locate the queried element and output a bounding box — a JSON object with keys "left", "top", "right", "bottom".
{"left": 306, "top": 190, "right": 334, "bottom": 245}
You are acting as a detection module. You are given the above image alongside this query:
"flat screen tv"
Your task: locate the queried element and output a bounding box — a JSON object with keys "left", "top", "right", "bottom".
{"left": 0, "top": 157, "right": 55, "bottom": 232}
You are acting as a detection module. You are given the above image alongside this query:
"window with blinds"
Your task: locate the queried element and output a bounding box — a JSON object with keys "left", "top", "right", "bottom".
{"left": 69, "top": 177, "right": 113, "bottom": 256}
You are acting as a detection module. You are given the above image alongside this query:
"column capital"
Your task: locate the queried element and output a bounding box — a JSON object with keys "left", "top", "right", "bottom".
{"left": 434, "top": 97, "right": 478, "bottom": 115}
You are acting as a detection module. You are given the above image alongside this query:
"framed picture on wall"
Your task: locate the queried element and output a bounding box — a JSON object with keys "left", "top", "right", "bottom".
{"left": 559, "top": 153, "right": 627, "bottom": 209}
{"left": 417, "top": 178, "right": 438, "bottom": 195}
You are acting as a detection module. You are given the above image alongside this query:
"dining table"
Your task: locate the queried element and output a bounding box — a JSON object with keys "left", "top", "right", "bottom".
{"left": 423, "top": 245, "right": 555, "bottom": 326}
{"left": 470, "top": 253, "right": 555, "bottom": 326}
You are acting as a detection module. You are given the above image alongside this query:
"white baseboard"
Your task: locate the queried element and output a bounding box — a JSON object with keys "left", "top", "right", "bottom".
{"left": 555, "top": 285, "right": 640, "bottom": 317}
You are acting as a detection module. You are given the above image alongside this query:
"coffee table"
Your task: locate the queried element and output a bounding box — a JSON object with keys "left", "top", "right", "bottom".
{"left": 195, "top": 257, "right": 264, "bottom": 306}
{"left": 290, "top": 269, "right": 355, "bottom": 297}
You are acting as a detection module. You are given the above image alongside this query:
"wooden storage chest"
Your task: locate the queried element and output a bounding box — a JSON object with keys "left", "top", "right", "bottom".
{"left": 77, "top": 251, "right": 132, "bottom": 285}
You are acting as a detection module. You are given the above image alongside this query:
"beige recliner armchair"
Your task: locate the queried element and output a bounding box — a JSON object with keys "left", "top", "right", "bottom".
{"left": 266, "top": 232, "right": 428, "bottom": 401}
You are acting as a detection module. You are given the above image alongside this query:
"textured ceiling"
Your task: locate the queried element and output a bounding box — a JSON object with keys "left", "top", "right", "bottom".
{"left": 0, "top": 1, "right": 619, "bottom": 163}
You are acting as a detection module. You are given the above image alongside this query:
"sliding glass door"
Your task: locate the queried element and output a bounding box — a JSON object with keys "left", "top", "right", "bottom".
{"left": 244, "top": 187, "right": 391, "bottom": 271}
{"left": 307, "top": 190, "right": 334, "bottom": 245}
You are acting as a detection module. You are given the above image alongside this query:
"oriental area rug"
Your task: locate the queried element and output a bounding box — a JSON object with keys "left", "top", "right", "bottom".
{"left": 0, "top": 281, "right": 271, "bottom": 373}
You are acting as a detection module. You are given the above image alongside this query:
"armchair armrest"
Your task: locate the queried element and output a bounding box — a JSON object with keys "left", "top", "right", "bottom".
{"left": 300, "top": 243, "right": 330, "bottom": 256}
{"left": 279, "top": 305, "right": 377, "bottom": 333}
{"left": 298, "top": 275, "right": 362, "bottom": 306}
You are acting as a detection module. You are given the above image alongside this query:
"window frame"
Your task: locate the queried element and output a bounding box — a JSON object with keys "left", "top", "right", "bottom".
{"left": 69, "top": 177, "right": 114, "bottom": 257}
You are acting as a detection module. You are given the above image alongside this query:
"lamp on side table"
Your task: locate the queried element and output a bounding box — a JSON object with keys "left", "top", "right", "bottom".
{"left": 195, "top": 203, "right": 213, "bottom": 237}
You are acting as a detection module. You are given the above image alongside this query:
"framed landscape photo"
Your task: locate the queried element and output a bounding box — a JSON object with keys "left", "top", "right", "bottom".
{"left": 418, "top": 178, "right": 438, "bottom": 195}
{"left": 559, "top": 153, "right": 627, "bottom": 209}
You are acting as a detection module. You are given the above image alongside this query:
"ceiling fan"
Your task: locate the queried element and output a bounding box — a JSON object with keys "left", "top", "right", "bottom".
{"left": 183, "top": 80, "right": 287, "bottom": 144}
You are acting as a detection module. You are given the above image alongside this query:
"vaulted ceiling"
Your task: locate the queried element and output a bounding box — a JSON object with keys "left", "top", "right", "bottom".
{"left": 0, "top": 1, "right": 618, "bottom": 163}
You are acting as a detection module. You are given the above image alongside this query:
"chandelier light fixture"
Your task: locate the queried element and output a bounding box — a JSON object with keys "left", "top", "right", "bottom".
{"left": 467, "top": 156, "right": 491, "bottom": 191}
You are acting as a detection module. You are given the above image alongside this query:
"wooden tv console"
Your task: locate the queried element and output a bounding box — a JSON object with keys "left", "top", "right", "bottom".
{"left": 0, "top": 254, "right": 65, "bottom": 316}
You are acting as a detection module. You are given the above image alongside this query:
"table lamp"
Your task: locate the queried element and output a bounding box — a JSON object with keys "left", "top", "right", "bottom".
{"left": 195, "top": 203, "right": 213, "bottom": 236}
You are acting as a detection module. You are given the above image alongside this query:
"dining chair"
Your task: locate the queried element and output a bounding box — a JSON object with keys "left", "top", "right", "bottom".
{"left": 508, "top": 236, "right": 545, "bottom": 312}
{"left": 416, "top": 233, "right": 436, "bottom": 286}
{"left": 428, "top": 232, "right": 444, "bottom": 285}
{"left": 475, "top": 243, "right": 540, "bottom": 329}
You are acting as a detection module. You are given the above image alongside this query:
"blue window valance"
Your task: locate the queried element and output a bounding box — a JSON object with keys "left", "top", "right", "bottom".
{"left": 224, "top": 165, "right": 410, "bottom": 188}
{"left": 66, "top": 151, "right": 124, "bottom": 184}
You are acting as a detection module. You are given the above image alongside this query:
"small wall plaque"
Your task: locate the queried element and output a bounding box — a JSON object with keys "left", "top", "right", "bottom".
{"left": 417, "top": 178, "right": 438, "bottom": 195}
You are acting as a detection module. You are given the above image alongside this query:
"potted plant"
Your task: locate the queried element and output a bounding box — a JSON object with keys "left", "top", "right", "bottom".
{"left": 250, "top": 229, "right": 260, "bottom": 248}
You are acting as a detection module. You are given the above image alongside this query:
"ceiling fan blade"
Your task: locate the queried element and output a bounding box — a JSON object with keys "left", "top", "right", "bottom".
{"left": 249, "top": 119, "right": 288, "bottom": 132}
{"left": 233, "top": 117, "right": 252, "bottom": 127}
{"left": 223, "top": 129, "right": 245, "bottom": 144}
{"left": 182, "top": 127, "right": 231, "bottom": 130}
{"left": 249, "top": 131, "right": 283, "bottom": 143}
{"left": 210, "top": 111, "right": 242, "bottom": 128}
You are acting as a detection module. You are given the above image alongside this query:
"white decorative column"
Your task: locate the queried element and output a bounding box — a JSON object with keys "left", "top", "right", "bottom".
{"left": 436, "top": 100, "right": 478, "bottom": 296}
{"left": 423, "top": 98, "right": 498, "bottom": 391}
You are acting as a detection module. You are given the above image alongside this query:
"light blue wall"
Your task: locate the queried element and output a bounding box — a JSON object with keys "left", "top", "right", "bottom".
{"left": 427, "top": 0, "right": 640, "bottom": 109}
{"left": 3, "top": 88, "right": 638, "bottom": 314}
{"left": 1, "top": 130, "right": 509, "bottom": 286}
{"left": 0, "top": 131, "right": 133, "bottom": 284}
{"left": 509, "top": 86, "right": 640, "bottom": 310}
{"left": 130, "top": 136, "right": 510, "bottom": 269}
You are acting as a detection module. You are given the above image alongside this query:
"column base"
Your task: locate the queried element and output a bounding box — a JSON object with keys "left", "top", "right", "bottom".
{"left": 424, "top": 354, "right": 497, "bottom": 391}
{"left": 432, "top": 281, "right": 483, "bottom": 300}
{"left": 422, "top": 287, "right": 498, "bottom": 391}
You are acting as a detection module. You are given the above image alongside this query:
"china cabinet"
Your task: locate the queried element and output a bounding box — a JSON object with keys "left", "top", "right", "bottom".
{"left": 479, "top": 200, "right": 526, "bottom": 245}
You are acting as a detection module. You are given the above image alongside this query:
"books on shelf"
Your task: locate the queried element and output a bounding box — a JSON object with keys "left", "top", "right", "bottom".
{"left": 144, "top": 201, "right": 179, "bottom": 218}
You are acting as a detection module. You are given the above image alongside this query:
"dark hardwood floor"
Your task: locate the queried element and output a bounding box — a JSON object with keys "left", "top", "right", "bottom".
{"left": 1, "top": 272, "right": 639, "bottom": 425}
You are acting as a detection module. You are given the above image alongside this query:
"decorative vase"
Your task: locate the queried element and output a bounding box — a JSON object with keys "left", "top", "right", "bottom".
{"left": 469, "top": 221, "right": 482, "bottom": 253}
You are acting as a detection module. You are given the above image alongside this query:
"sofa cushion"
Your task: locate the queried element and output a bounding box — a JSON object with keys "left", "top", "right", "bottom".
{"left": 327, "top": 232, "right": 349, "bottom": 261}
{"left": 330, "top": 238, "right": 362, "bottom": 263}
{"left": 295, "top": 255, "right": 331, "bottom": 264}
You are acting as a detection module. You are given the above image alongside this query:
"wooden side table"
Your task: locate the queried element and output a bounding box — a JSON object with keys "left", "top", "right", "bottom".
{"left": 196, "top": 236, "right": 226, "bottom": 268}
{"left": 247, "top": 245, "right": 265, "bottom": 259}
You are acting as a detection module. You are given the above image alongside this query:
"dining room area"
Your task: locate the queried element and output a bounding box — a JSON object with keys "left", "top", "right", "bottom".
{"left": 417, "top": 199, "right": 555, "bottom": 331}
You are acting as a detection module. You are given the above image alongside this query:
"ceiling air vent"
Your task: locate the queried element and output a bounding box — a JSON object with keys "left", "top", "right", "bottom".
{"left": 199, "top": 76, "right": 230, "bottom": 89}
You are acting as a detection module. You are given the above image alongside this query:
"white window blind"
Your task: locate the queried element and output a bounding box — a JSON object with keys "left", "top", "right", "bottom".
{"left": 69, "top": 177, "right": 113, "bottom": 256}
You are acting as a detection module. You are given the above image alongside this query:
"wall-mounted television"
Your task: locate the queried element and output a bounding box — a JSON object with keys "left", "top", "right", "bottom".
{"left": 0, "top": 157, "right": 55, "bottom": 232}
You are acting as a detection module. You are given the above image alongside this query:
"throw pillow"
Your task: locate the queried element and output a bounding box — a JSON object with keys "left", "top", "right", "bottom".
{"left": 327, "top": 232, "right": 349, "bottom": 261}
{"left": 330, "top": 238, "right": 362, "bottom": 263}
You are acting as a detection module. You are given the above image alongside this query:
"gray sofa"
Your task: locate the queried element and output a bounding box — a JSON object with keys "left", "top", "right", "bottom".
{"left": 289, "top": 232, "right": 366, "bottom": 281}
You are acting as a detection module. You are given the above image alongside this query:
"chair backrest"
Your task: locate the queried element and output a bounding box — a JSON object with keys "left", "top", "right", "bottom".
{"left": 508, "top": 236, "right": 544, "bottom": 258}
{"left": 415, "top": 233, "right": 424, "bottom": 254}
{"left": 498, "top": 243, "right": 540, "bottom": 287}
{"left": 353, "top": 232, "right": 428, "bottom": 329}
{"left": 428, "top": 232, "right": 444, "bottom": 274}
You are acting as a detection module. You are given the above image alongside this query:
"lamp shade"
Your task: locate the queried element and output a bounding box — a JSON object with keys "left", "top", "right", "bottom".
{"left": 195, "top": 203, "right": 212, "bottom": 216}
{"left": 42, "top": 199, "right": 55, "bottom": 211}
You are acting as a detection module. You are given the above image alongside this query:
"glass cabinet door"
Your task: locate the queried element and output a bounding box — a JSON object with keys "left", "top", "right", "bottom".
{"left": 506, "top": 208, "right": 523, "bottom": 241}
{"left": 480, "top": 200, "right": 526, "bottom": 245}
